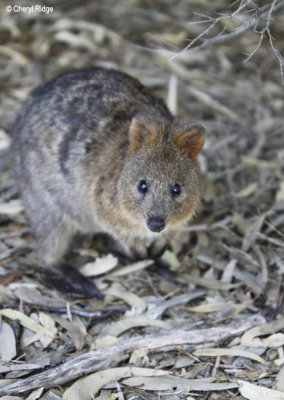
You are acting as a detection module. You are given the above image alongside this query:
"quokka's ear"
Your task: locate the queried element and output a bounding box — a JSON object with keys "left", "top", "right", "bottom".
{"left": 129, "top": 114, "right": 158, "bottom": 155}
{"left": 173, "top": 124, "right": 205, "bottom": 161}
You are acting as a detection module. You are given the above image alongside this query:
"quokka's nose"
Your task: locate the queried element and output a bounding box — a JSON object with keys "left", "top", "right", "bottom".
{"left": 147, "top": 217, "right": 165, "bottom": 233}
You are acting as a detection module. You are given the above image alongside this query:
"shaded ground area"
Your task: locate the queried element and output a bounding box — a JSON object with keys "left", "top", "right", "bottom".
{"left": 0, "top": 1, "right": 284, "bottom": 399}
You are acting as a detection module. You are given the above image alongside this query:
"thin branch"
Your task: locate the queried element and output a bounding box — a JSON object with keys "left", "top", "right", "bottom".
{"left": 169, "top": 0, "right": 257, "bottom": 60}
{"left": 170, "top": 18, "right": 219, "bottom": 59}
{"left": 169, "top": 0, "right": 284, "bottom": 84}
{"left": 268, "top": 25, "right": 284, "bottom": 85}
{"left": 243, "top": 31, "right": 264, "bottom": 63}
{"left": 243, "top": 0, "right": 284, "bottom": 85}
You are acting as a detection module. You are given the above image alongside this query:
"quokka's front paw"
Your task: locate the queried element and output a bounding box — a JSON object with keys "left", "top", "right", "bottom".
{"left": 148, "top": 237, "right": 168, "bottom": 259}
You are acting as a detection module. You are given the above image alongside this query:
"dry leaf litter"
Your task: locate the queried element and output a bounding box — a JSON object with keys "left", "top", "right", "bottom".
{"left": 0, "top": 1, "right": 284, "bottom": 399}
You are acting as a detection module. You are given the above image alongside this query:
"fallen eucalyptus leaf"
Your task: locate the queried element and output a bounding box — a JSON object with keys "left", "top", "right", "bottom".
{"left": 0, "top": 322, "right": 16, "bottom": 362}
{"left": 80, "top": 254, "right": 118, "bottom": 277}
{"left": 0, "top": 129, "right": 12, "bottom": 152}
{"left": 241, "top": 318, "right": 284, "bottom": 348}
{"left": 161, "top": 249, "right": 181, "bottom": 270}
{"left": 239, "top": 380, "right": 284, "bottom": 400}
{"left": 38, "top": 313, "right": 57, "bottom": 348}
{"left": 104, "top": 283, "right": 146, "bottom": 312}
{"left": 147, "top": 291, "right": 205, "bottom": 319}
{"left": 0, "top": 200, "right": 23, "bottom": 216}
{"left": 0, "top": 309, "right": 54, "bottom": 337}
{"left": 62, "top": 367, "right": 169, "bottom": 400}
{"left": 193, "top": 347, "right": 265, "bottom": 364}
{"left": 276, "top": 181, "right": 284, "bottom": 204}
{"left": 188, "top": 302, "right": 229, "bottom": 313}
{"left": 129, "top": 348, "right": 148, "bottom": 364}
{"left": 26, "top": 387, "right": 44, "bottom": 400}
{"left": 91, "top": 335, "right": 119, "bottom": 350}
{"left": 123, "top": 375, "right": 238, "bottom": 392}
{"left": 241, "top": 155, "right": 282, "bottom": 169}
{"left": 274, "top": 365, "right": 284, "bottom": 392}
{"left": 54, "top": 316, "right": 86, "bottom": 350}
{"left": 109, "top": 259, "right": 153, "bottom": 277}
{"left": 234, "top": 182, "right": 258, "bottom": 198}
{"left": 99, "top": 316, "right": 170, "bottom": 337}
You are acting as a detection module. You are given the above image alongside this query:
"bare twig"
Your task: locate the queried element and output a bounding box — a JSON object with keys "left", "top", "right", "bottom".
{"left": 244, "top": 0, "right": 284, "bottom": 85}
{"left": 169, "top": 1, "right": 260, "bottom": 59}
{"left": 169, "top": 0, "right": 284, "bottom": 84}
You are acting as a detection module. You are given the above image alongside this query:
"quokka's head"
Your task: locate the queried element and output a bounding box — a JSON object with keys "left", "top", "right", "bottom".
{"left": 118, "top": 113, "right": 206, "bottom": 234}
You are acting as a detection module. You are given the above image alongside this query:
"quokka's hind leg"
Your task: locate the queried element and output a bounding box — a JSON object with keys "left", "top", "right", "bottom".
{"left": 35, "top": 221, "right": 75, "bottom": 267}
{"left": 26, "top": 205, "right": 76, "bottom": 267}
{"left": 28, "top": 217, "right": 103, "bottom": 300}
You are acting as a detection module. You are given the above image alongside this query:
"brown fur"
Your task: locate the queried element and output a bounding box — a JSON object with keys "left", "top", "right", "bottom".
{"left": 13, "top": 68, "right": 205, "bottom": 264}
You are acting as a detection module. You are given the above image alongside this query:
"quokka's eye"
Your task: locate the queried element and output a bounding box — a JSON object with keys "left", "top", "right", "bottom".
{"left": 172, "top": 183, "right": 181, "bottom": 197}
{"left": 138, "top": 180, "right": 148, "bottom": 194}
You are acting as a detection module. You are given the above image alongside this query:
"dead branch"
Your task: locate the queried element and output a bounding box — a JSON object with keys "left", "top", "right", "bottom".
{"left": 170, "top": 0, "right": 284, "bottom": 84}
{"left": 169, "top": 0, "right": 252, "bottom": 58}
{"left": 243, "top": 0, "right": 284, "bottom": 85}
{"left": 0, "top": 314, "right": 264, "bottom": 396}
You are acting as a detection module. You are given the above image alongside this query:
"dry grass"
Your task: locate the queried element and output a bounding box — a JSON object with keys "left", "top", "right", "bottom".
{"left": 0, "top": 1, "right": 284, "bottom": 399}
